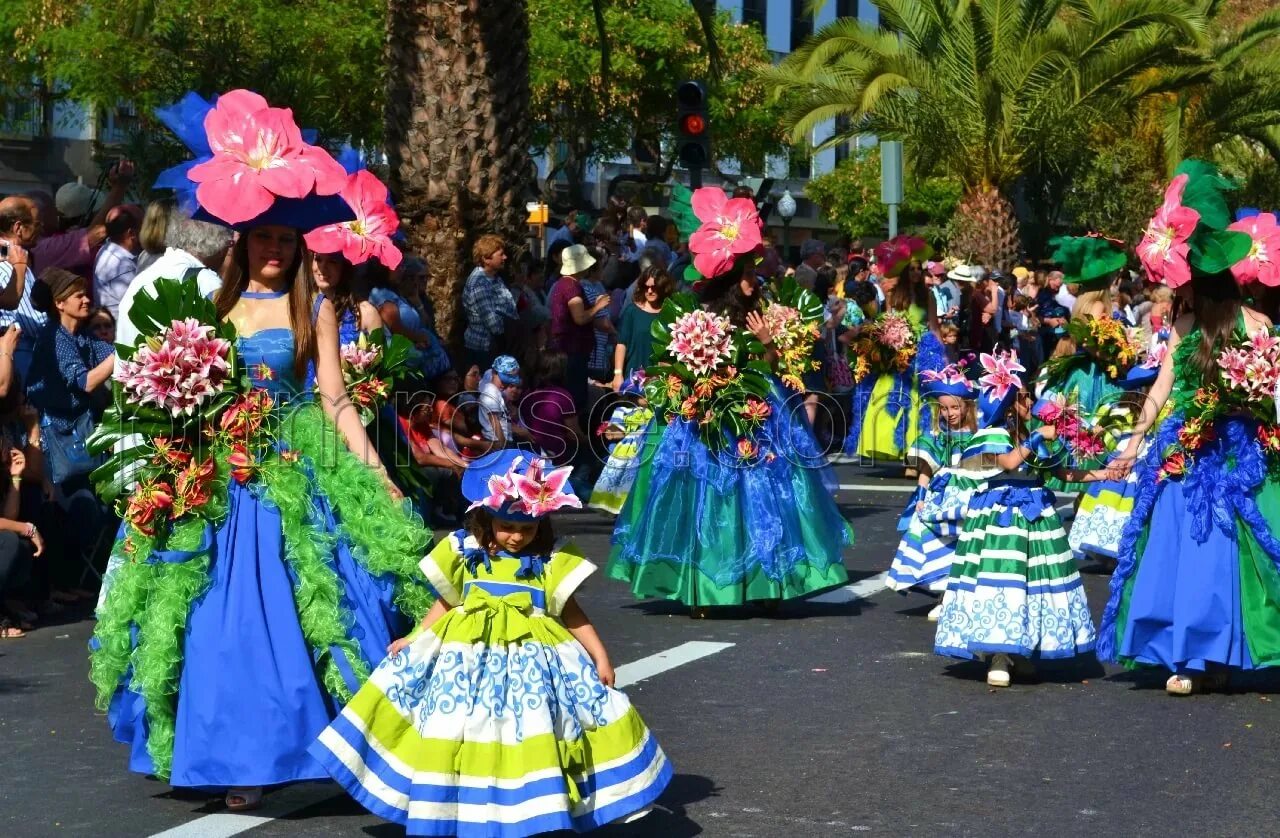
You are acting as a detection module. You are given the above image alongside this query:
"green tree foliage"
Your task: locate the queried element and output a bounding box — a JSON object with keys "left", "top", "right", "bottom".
{"left": 761, "top": 1, "right": 1207, "bottom": 194}
{"left": 1060, "top": 134, "right": 1165, "bottom": 252}
{"left": 529, "top": 0, "right": 785, "bottom": 197}
{"left": 804, "top": 147, "right": 961, "bottom": 243}
{"left": 1, "top": 0, "right": 385, "bottom": 146}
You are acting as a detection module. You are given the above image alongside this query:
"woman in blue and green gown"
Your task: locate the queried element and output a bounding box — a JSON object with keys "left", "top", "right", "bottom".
{"left": 846, "top": 262, "right": 947, "bottom": 463}
{"left": 93, "top": 224, "right": 432, "bottom": 807}
{"left": 607, "top": 261, "right": 852, "bottom": 614}
{"left": 1100, "top": 274, "right": 1280, "bottom": 695}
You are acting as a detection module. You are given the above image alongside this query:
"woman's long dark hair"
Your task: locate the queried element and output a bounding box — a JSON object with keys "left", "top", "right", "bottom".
{"left": 1190, "top": 272, "right": 1243, "bottom": 379}
{"left": 321, "top": 256, "right": 360, "bottom": 329}
{"left": 885, "top": 265, "right": 928, "bottom": 313}
{"left": 697, "top": 259, "right": 759, "bottom": 329}
{"left": 216, "top": 230, "right": 317, "bottom": 380}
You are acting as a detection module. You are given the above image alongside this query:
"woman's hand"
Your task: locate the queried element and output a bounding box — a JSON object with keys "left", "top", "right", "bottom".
{"left": 8, "top": 448, "right": 25, "bottom": 478}
{"left": 1036, "top": 423, "right": 1057, "bottom": 442}
{"left": 387, "top": 635, "right": 413, "bottom": 656}
{"left": 745, "top": 311, "right": 772, "bottom": 345}
{"left": 610, "top": 373, "right": 623, "bottom": 392}
{"left": 30, "top": 528, "right": 44, "bottom": 557}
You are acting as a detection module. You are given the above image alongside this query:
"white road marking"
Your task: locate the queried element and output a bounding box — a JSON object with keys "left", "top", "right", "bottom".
{"left": 805, "top": 571, "right": 891, "bottom": 604}
{"left": 148, "top": 641, "right": 733, "bottom": 838}
{"left": 615, "top": 640, "right": 735, "bottom": 688}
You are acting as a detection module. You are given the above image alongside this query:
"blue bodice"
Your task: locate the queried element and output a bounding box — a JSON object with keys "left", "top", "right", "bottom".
{"left": 240, "top": 329, "right": 306, "bottom": 400}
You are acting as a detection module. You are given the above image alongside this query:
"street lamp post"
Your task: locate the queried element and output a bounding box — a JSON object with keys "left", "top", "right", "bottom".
{"left": 777, "top": 189, "right": 797, "bottom": 265}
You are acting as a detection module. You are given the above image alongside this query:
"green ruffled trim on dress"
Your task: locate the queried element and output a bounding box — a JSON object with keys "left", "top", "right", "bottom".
{"left": 89, "top": 403, "right": 433, "bottom": 780}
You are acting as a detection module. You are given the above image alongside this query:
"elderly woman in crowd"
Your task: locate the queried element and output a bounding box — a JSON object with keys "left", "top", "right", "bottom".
{"left": 369, "top": 258, "right": 451, "bottom": 380}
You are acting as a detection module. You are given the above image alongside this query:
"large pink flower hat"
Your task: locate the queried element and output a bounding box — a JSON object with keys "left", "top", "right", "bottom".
{"left": 1137, "top": 159, "right": 1253, "bottom": 288}
{"left": 152, "top": 89, "right": 354, "bottom": 231}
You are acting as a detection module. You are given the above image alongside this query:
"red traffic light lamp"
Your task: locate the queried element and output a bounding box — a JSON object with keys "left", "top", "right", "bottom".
{"left": 676, "top": 80, "right": 710, "bottom": 185}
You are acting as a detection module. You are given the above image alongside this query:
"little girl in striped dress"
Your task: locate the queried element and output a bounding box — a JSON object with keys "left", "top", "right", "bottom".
{"left": 934, "top": 352, "right": 1101, "bottom": 687}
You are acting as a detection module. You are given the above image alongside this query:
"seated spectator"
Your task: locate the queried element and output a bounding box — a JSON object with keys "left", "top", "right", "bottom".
{"left": 370, "top": 257, "right": 450, "bottom": 380}
{"left": 27, "top": 268, "right": 115, "bottom": 488}
{"left": 0, "top": 442, "right": 43, "bottom": 637}
{"left": 477, "top": 355, "right": 531, "bottom": 451}
{"left": 428, "top": 368, "right": 487, "bottom": 461}
{"left": 87, "top": 306, "right": 116, "bottom": 345}
{"left": 93, "top": 205, "right": 143, "bottom": 320}
{"left": 518, "top": 351, "right": 587, "bottom": 469}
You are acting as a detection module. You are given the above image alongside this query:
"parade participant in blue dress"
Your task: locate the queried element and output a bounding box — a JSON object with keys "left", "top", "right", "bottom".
{"left": 934, "top": 352, "right": 1098, "bottom": 687}
{"left": 1100, "top": 162, "right": 1280, "bottom": 696}
{"left": 1067, "top": 363, "right": 1159, "bottom": 565}
{"left": 608, "top": 186, "right": 851, "bottom": 616}
{"left": 310, "top": 450, "right": 671, "bottom": 837}
{"left": 90, "top": 89, "right": 432, "bottom": 810}
{"left": 886, "top": 361, "right": 977, "bottom": 606}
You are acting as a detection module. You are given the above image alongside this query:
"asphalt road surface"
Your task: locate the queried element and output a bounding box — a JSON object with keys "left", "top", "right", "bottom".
{"left": 5, "top": 464, "right": 1280, "bottom": 838}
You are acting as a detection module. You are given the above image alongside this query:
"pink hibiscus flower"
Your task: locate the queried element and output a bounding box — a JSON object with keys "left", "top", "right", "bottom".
{"left": 189, "top": 89, "right": 348, "bottom": 225}
{"left": 1228, "top": 212, "right": 1280, "bottom": 287}
{"left": 687, "top": 187, "right": 763, "bottom": 279}
{"left": 1137, "top": 175, "right": 1200, "bottom": 288}
{"left": 304, "top": 170, "right": 403, "bottom": 269}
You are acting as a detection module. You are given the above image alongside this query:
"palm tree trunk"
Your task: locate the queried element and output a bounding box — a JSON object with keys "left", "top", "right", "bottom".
{"left": 384, "top": 0, "right": 534, "bottom": 346}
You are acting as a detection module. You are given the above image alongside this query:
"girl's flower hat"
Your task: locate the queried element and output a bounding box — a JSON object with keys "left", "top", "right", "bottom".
{"left": 153, "top": 89, "right": 355, "bottom": 231}
{"left": 463, "top": 450, "right": 582, "bottom": 522}
{"left": 1137, "top": 159, "right": 1255, "bottom": 289}
{"left": 920, "top": 358, "right": 976, "bottom": 400}
{"left": 976, "top": 350, "right": 1025, "bottom": 428}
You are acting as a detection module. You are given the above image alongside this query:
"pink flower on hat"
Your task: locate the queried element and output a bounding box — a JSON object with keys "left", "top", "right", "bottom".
{"left": 1227, "top": 212, "right": 1280, "bottom": 287}
{"left": 977, "top": 350, "right": 1025, "bottom": 400}
{"left": 688, "top": 188, "right": 763, "bottom": 279}
{"left": 304, "top": 170, "right": 403, "bottom": 269}
{"left": 189, "top": 89, "right": 348, "bottom": 225}
{"left": 467, "top": 470, "right": 519, "bottom": 514}
{"left": 511, "top": 458, "right": 581, "bottom": 517}
{"left": 1138, "top": 174, "right": 1200, "bottom": 288}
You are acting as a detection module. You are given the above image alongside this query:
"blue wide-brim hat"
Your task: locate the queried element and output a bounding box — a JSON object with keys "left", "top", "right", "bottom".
{"left": 921, "top": 379, "right": 975, "bottom": 400}
{"left": 1122, "top": 364, "right": 1158, "bottom": 390}
{"left": 153, "top": 90, "right": 356, "bottom": 232}
{"left": 978, "top": 388, "right": 1018, "bottom": 429}
{"left": 462, "top": 449, "right": 579, "bottom": 522}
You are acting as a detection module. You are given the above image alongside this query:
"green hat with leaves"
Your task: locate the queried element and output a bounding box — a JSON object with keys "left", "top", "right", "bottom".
{"left": 1049, "top": 234, "right": 1128, "bottom": 289}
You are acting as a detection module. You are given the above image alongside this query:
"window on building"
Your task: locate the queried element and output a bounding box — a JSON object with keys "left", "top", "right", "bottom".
{"left": 791, "top": 0, "right": 813, "bottom": 50}
{"left": 0, "top": 88, "right": 42, "bottom": 138}
{"left": 788, "top": 144, "right": 812, "bottom": 180}
{"left": 742, "top": 0, "right": 767, "bottom": 31}
{"left": 833, "top": 116, "right": 852, "bottom": 166}
{"left": 99, "top": 101, "right": 138, "bottom": 145}
{"left": 836, "top": 0, "right": 859, "bottom": 19}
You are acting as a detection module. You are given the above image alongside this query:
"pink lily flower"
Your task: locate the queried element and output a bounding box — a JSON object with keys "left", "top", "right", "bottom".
{"left": 511, "top": 458, "right": 581, "bottom": 517}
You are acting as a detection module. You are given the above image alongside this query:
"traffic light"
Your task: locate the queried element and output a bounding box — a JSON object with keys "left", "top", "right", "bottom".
{"left": 676, "top": 80, "right": 709, "bottom": 182}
